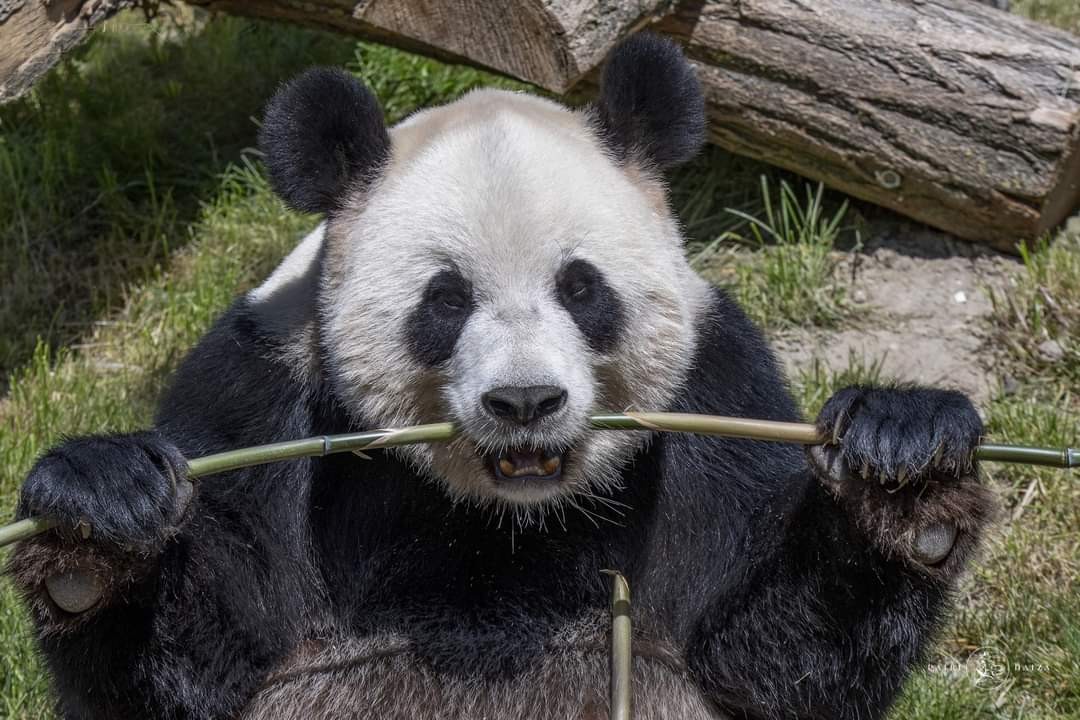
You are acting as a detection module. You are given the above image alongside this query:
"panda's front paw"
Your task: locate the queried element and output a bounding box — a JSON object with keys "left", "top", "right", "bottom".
{"left": 808, "top": 386, "right": 995, "bottom": 574}
{"left": 16, "top": 431, "right": 192, "bottom": 549}
{"left": 7, "top": 432, "right": 194, "bottom": 623}
{"left": 815, "top": 385, "right": 982, "bottom": 486}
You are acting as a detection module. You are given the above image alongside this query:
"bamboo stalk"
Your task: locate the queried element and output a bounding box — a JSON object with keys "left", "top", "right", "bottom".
{"left": 0, "top": 413, "right": 1075, "bottom": 549}
{"left": 602, "top": 570, "right": 633, "bottom": 720}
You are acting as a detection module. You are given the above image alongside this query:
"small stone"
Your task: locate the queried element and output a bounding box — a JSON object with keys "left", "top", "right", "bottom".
{"left": 1037, "top": 339, "right": 1065, "bottom": 363}
{"left": 852, "top": 289, "right": 868, "bottom": 304}
{"left": 1001, "top": 374, "right": 1019, "bottom": 396}
{"left": 953, "top": 291, "right": 967, "bottom": 304}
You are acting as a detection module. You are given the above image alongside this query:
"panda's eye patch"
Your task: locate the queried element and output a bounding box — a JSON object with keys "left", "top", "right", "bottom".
{"left": 556, "top": 259, "right": 624, "bottom": 354}
{"left": 406, "top": 269, "right": 474, "bottom": 366}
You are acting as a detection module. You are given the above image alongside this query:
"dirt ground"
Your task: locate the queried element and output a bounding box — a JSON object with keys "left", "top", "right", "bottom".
{"left": 770, "top": 222, "right": 1021, "bottom": 407}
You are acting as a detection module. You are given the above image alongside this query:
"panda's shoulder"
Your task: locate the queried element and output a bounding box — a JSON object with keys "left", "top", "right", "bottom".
{"left": 679, "top": 288, "right": 800, "bottom": 423}
{"left": 155, "top": 290, "right": 319, "bottom": 453}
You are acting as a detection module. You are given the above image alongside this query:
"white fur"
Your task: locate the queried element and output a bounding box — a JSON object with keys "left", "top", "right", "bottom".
{"left": 253, "top": 88, "right": 712, "bottom": 515}
{"left": 248, "top": 222, "right": 325, "bottom": 377}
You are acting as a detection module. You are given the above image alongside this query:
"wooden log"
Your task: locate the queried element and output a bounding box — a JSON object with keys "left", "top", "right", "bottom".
{"left": 0, "top": 0, "right": 135, "bottom": 103}
{"left": 181, "top": 0, "right": 671, "bottom": 94}
{"left": 2, "top": 0, "right": 1078, "bottom": 250}
{"left": 653, "top": 0, "right": 1080, "bottom": 252}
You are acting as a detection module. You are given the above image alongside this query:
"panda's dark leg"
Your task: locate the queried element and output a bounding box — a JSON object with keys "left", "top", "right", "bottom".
{"left": 6, "top": 301, "right": 319, "bottom": 719}
{"left": 688, "top": 386, "right": 996, "bottom": 720}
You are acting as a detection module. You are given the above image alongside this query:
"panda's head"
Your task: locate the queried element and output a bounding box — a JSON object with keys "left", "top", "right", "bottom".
{"left": 257, "top": 34, "right": 711, "bottom": 516}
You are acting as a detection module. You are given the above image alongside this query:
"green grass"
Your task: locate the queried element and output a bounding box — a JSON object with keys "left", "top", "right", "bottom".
{"left": 0, "top": 10, "right": 358, "bottom": 385}
{"left": 794, "top": 350, "right": 888, "bottom": 417}
{"left": 0, "top": 5, "right": 1077, "bottom": 719}
{"left": 989, "top": 227, "right": 1080, "bottom": 390}
{"left": 694, "top": 176, "right": 858, "bottom": 330}
{"left": 1014, "top": 0, "right": 1080, "bottom": 34}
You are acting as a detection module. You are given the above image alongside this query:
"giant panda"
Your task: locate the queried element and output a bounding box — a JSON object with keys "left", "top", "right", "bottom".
{"left": 8, "top": 34, "right": 995, "bottom": 720}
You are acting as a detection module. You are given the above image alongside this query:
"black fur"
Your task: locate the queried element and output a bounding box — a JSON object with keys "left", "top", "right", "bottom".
{"left": 405, "top": 268, "right": 476, "bottom": 366}
{"left": 258, "top": 68, "right": 390, "bottom": 214}
{"left": 592, "top": 33, "right": 706, "bottom": 170}
{"left": 556, "top": 258, "right": 625, "bottom": 354}
{"left": 7, "top": 289, "right": 992, "bottom": 719}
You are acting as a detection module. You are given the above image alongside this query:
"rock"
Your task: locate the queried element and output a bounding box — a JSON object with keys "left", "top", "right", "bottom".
{"left": 1001, "top": 374, "right": 1020, "bottom": 397}
{"left": 1037, "top": 339, "right": 1065, "bottom": 363}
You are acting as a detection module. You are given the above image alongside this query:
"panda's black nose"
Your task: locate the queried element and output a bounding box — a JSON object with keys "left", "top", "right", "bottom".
{"left": 482, "top": 385, "right": 567, "bottom": 426}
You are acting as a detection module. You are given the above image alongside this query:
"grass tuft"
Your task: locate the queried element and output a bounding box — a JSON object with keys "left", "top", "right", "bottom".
{"left": 695, "top": 176, "right": 856, "bottom": 329}
{"left": 988, "top": 227, "right": 1080, "bottom": 391}
{"left": 1014, "top": 0, "right": 1080, "bottom": 34}
{"left": 794, "top": 350, "right": 889, "bottom": 418}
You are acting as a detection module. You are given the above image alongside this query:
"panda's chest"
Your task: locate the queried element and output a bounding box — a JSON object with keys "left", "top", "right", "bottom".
{"left": 240, "top": 611, "right": 724, "bottom": 720}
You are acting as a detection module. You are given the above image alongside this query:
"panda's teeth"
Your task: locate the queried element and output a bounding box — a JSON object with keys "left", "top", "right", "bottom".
{"left": 495, "top": 449, "right": 563, "bottom": 478}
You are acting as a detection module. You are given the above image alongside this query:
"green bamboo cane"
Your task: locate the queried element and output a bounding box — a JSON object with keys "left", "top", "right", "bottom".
{"left": 0, "top": 412, "right": 1076, "bottom": 549}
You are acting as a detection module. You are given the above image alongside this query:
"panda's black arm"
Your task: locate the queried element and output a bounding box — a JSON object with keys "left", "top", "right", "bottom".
{"left": 666, "top": 291, "right": 993, "bottom": 719}
{"left": 687, "top": 475, "right": 956, "bottom": 720}
{"left": 8, "top": 300, "right": 321, "bottom": 718}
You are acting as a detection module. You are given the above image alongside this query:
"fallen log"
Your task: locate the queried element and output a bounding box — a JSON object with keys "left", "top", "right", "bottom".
{"left": 2, "top": 0, "right": 1077, "bottom": 251}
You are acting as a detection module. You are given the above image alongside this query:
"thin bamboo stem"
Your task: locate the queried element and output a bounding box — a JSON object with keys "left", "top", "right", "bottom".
{"left": 603, "top": 570, "right": 633, "bottom": 720}
{"left": 0, "top": 412, "right": 1075, "bottom": 549}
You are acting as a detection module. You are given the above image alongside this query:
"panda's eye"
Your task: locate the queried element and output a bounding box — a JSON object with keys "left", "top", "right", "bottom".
{"left": 558, "top": 262, "right": 598, "bottom": 306}
{"left": 424, "top": 271, "right": 473, "bottom": 315}
{"left": 434, "top": 289, "right": 469, "bottom": 311}
{"left": 407, "top": 269, "right": 475, "bottom": 367}
{"left": 567, "top": 281, "right": 592, "bottom": 301}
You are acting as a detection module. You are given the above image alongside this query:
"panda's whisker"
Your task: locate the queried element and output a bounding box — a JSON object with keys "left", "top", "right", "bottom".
{"left": 575, "top": 491, "right": 629, "bottom": 518}
{"left": 564, "top": 498, "right": 602, "bottom": 529}
{"left": 551, "top": 498, "right": 569, "bottom": 532}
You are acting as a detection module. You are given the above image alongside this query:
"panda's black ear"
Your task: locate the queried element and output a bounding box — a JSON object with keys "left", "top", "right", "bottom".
{"left": 258, "top": 67, "right": 390, "bottom": 215}
{"left": 592, "top": 33, "right": 706, "bottom": 170}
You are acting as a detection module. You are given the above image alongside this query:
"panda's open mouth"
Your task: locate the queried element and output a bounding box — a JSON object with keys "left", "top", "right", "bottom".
{"left": 488, "top": 448, "right": 567, "bottom": 483}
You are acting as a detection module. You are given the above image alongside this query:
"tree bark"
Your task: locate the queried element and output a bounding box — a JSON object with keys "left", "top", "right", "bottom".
{"left": 0, "top": 0, "right": 135, "bottom": 103}
{"left": 181, "top": 0, "right": 671, "bottom": 94}
{"left": 2, "top": 0, "right": 1078, "bottom": 251}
